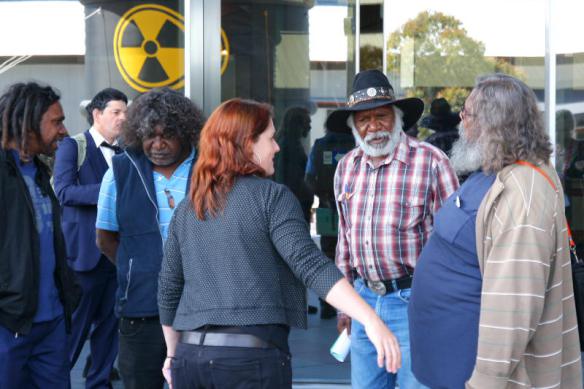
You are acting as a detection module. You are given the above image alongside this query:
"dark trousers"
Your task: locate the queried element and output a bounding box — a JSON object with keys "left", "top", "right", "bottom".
{"left": 68, "top": 256, "right": 117, "bottom": 389}
{"left": 171, "top": 342, "right": 292, "bottom": 389}
{"left": 0, "top": 315, "right": 69, "bottom": 389}
{"left": 118, "top": 317, "right": 166, "bottom": 389}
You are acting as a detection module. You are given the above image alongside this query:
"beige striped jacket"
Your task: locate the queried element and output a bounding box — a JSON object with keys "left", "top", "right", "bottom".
{"left": 467, "top": 163, "right": 582, "bottom": 388}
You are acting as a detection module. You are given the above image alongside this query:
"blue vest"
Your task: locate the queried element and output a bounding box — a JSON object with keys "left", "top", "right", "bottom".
{"left": 112, "top": 149, "right": 192, "bottom": 317}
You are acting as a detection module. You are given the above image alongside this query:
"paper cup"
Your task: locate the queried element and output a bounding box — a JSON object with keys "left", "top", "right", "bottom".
{"left": 330, "top": 328, "right": 351, "bottom": 362}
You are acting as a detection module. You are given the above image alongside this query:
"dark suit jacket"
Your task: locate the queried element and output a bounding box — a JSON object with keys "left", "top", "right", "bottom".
{"left": 53, "top": 131, "right": 109, "bottom": 271}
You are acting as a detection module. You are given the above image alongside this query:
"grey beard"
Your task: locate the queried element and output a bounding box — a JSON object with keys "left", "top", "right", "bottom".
{"left": 450, "top": 124, "right": 483, "bottom": 175}
{"left": 352, "top": 122, "right": 403, "bottom": 158}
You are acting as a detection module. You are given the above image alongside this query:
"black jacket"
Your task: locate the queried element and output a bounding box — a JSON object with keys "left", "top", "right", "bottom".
{"left": 0, "top": 149, "right": 80, "bottom": 335}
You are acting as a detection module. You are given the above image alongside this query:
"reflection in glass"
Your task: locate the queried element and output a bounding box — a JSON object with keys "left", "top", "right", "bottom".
{"left": 384, "top": 1, "right": 544, "bottom": 139}
{"left": 554, "top": 1, "right": 584, "bottom": 257}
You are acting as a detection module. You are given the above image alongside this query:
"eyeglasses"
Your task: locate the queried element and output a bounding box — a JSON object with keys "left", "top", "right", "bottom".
{"left": 460, "top": 104, "right": 475, "bottom": 120}
{"left": 164, "top": 189, "right": 175, "bottom": 209}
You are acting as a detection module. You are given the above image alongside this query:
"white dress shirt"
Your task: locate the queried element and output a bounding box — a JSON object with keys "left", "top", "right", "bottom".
{"left": 89, "top": 127, "right": 118, "bottom": 168}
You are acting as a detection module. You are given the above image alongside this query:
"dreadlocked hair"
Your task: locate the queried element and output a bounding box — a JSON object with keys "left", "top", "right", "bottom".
{"left": 0, "top": 82, "right": 60, "bottom": 152}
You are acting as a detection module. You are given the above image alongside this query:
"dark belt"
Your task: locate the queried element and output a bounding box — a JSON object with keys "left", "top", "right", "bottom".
{"left": 120, "top": 316, "right": 159, "bottom": 323}
{"left": 180, "top": 331, "right": 271, "bottom": 349}
{"left": 362, "top": 276, "right": 413, "bottom": 296}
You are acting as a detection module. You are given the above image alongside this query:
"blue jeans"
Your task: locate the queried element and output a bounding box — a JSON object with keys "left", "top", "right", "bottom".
{"left": 0, "top": 315, "right": 69, "bottom": 389}
{"left": 351, "top": 279, "right": 428, "bottom": 389}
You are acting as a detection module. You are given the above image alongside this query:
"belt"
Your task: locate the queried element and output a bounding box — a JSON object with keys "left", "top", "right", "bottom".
{"left": 362, "top": 276, "right": 413, "bottom": 296}
{"left": 180, "top": 331, "right": 271, "bottom": 349}
{"left": 120, "top": 316, "right": 159, "bottom": 323}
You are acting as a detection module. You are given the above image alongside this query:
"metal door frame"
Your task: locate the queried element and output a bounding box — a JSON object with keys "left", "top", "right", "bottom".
{"left": 184, "top": 0, "right": 221, "bottom": 117}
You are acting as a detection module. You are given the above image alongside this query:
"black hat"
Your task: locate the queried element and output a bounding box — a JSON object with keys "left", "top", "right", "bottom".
{"left": 327, "top": 70, "right": 424, "bottom": 132}
{"left": 420, "top": 98, "right": 461, "bottom": 132}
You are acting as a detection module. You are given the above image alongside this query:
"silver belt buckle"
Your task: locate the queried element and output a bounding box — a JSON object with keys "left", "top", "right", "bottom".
{"left": 368, "top": 281, "right": 387, "bottom": 296}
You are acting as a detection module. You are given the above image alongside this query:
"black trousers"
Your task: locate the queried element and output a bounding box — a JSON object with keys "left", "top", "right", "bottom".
{"left": 171, "top": 342, "right": 292, "bottom": 389}
{"left": 118, "top": 317, "right": 166, "bottom": 389}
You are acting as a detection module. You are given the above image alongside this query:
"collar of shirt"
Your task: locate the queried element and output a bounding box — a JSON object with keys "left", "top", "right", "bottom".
{"left": 349, "top": 131, "right": 410, "bottom": 168}
{"left": 89, "top": 126, "right": 118, "bottom": 148}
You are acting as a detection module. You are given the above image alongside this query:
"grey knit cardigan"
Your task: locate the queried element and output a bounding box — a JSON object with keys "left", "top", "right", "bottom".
{"left": 158, "top": 176, "right": 343, "bottom": 330}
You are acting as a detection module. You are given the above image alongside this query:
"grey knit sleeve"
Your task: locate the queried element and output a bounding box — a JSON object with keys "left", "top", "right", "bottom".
{"left": 158, "top": 208, "right": 185, "bottom": 326}
{"left": 267, "top": 184, "right": 343, "bottom": 299}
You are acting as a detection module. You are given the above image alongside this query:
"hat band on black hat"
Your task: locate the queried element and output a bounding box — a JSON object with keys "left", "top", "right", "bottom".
{"left": 347, "top": 87, "right": 395, "bottom": 107}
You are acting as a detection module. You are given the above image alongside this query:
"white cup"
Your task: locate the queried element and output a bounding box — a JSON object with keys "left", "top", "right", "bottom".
{"left": 330, "top": 328, "right": 351, "bottom": 362}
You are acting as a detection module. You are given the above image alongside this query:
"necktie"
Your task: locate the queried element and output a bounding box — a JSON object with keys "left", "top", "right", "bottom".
{"left": 100, "top": 141, "right": 122, "bottom": 154}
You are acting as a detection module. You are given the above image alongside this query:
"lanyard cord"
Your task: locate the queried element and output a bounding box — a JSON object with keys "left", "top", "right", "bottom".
{"left": 515, "top": 160, "right": 580, "bottom": 262}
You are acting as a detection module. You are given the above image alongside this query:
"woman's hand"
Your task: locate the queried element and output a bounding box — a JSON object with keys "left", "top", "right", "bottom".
{"left": 162, "top": 357, "right": 173, "bottom": 389}
{"left": 161, "top": 325, "right": 180, "bottom": 389}
{"left": 324, "top": 278, "right": 402, "bottom": 373}
{"left": 364, "top": 317, "right": 401, "bottom": 373}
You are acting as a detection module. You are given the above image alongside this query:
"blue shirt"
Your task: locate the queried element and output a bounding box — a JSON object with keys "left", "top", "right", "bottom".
{"left": 96, "top": 150, "right": 194, "bottom": 242}
{"left": 11, "top": 151, "right": 63, "bottom": 322}
{"left": 305, "top": 131, "right": 354, "bottom": 176}
{"left": 409, "top": 171, "right": 495, "bottom": 389}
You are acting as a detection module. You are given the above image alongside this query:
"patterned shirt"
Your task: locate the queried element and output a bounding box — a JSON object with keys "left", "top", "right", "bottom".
{"left": 334, "top": 132, "right": 458, "bottom": 284}
{"left": 96, "top": 150, "right": 194, "bottom": 241}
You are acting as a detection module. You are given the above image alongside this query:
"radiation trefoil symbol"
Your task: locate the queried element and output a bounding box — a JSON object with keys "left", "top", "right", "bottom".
{"left": 113, "top": 4, "right": 184, "bottom": 92}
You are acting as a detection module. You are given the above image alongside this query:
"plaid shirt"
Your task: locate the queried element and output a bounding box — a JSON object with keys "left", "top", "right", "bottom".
{"left": 334, "top": 132, "right": 459, "bottom": 284}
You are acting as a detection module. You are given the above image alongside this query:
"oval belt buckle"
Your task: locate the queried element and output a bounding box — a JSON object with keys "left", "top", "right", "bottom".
{"left": 369, "top": 281, "right": 387, "bottom": 296}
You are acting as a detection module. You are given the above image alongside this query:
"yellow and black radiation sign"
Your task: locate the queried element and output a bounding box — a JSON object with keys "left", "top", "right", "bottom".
{"left": 113, "top": 4, "right": 184, "bottom": 92}
{"left": 221, "top": 29, "right": 230, "bottom": 75}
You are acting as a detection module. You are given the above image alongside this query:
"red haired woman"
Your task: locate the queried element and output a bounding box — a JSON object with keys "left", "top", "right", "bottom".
{"left": 158, "top": 98, "right": 400, "bottom": 388}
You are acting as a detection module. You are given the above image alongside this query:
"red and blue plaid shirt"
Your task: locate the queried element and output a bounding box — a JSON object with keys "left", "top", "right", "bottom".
{"left": 334, "top": 132, "right": 459, "bottom": 284}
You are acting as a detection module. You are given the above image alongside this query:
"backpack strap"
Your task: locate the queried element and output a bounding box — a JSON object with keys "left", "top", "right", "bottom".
{"left": 71, "top": 132, "right": 87, "bottom": 171}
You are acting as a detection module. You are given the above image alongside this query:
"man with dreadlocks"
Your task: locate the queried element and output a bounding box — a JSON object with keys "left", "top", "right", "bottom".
{"left": 0, "top": 82, "right": 80, "bottom": 388}
{"left": 95, "top": 87, "right": 204, "bottom": 389}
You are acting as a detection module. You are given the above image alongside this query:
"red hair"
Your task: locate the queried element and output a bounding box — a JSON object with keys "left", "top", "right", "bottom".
{"left": 190, "top": 98, "right": 272, "bottom": 220}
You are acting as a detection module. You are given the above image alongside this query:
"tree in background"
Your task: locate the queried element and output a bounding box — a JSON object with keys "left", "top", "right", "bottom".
{"left": 360, "top": 45, "right": 383, "bottom": 72}
{"left": 385, "top": 10, "right": 522, "bottom": 137}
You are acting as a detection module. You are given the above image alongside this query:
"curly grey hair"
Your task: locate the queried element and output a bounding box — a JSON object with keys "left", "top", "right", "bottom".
{"left": 468, "top": 74, "right": 552, "bottom": 173}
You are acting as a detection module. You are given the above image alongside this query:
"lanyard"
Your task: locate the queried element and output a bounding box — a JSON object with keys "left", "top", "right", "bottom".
{"left": 515, "top": 160, "right": 580, "bottom": 262}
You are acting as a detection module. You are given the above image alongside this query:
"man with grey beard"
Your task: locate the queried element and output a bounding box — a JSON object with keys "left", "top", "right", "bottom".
{"left": 448, "top": 121, "right": 482, "bottom": 175}
{"left": 409, "top": 74, "right": 582, "bottom": 388}
{"left": 329, "top": 70, "right": 458, "bottom": 388}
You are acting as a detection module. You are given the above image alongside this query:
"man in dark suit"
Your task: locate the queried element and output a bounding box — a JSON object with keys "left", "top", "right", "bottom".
{"left": 53, "top": 88, "right": 127, "bottom": 389}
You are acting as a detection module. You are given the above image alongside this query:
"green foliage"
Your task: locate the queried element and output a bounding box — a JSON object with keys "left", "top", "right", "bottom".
{"left": 360, "top": 45, "right": 383, "bottom": 72}
{"left": 386, "top": 10, "right": 522, "bottom": 115}
{"left": 417, "top": 126, "right": 434, "bottom": 140}
{"left": 438, "top": 87, "right": 468, "bottom": 112}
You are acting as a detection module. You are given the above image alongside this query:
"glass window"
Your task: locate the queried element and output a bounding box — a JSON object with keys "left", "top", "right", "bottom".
{"left": 221, "top": 0, "right": 356, "bottom": 227}
{"left": 384, "top": 0, "right": 545, "bottom": 143}
{"left": 554, "top": 0, "right": 584, "bottom": 257}
{"left": 359, "top": 0, "right": 384, "bottom": 71}
{"left": 0, "top": 1, "right": 186, "bottom": 135}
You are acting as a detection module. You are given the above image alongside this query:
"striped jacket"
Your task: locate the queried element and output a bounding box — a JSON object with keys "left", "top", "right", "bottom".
{"left": 468, "top": 163, "right": 582, "bottom": 388}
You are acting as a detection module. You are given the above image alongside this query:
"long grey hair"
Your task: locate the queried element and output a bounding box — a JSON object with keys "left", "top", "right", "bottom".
{"left": 468, "top": 74, "right": 552, "bottom": 173}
